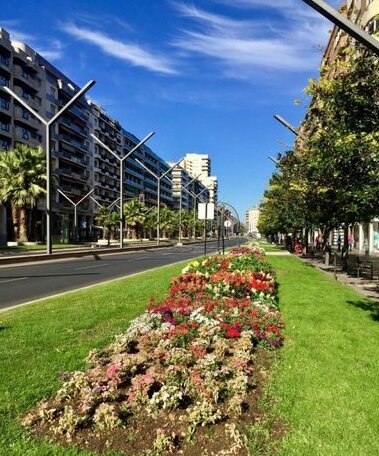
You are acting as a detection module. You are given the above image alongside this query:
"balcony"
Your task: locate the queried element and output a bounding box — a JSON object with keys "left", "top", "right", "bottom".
{"left": 58, "top": 150, "right": 88, "bottom": 167}
{"left": 59, "top": 133, "right": 88, "bottom": 152}
{"left": 13, "top": 65, "right": 41, "bottom": 90}
{"left": 126, "top": 166, "right": 145, "bottom": 180}
{"left": 14, "top": 87, "right": 41, "bottom": 110}
{"left": 0, "top": 98, "right": 10, "bottom": 116}
{"left": 0, "top": 57, "right": 10, "bottom": 73}
{"left": 58, "top": 186, "right": 86, "bottom": 197}
{"left": 60, "top": 117, "right": 88, "bottom": 139}
{"left": 68, "top": 105, "right": 88, "bottom": 122}
{"left": 14, "top": 109, "right": 40, "bottom": 128}
{"left": 144, "top": 187, "right": 158, "bottom": 196}
{"left": 126, "top": 178, "right": 144, "bottom": 190}
{"left": 0, "top": 124, "right": 11, "bottom": 137}
{"left": 57, "top": 168, "right": 88, "bottom": 184}
{"left": 14, "top": 130, "right": 41, "bottom": 146}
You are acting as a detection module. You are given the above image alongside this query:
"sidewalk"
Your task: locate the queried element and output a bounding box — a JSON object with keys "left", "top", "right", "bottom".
{"left": 298, "top": 251, "right": 379, "bottom": 304}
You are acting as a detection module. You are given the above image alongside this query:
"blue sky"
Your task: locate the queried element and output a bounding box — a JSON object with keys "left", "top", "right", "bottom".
{"left": 1, "top": 0, "right": 340, "bottom": 219}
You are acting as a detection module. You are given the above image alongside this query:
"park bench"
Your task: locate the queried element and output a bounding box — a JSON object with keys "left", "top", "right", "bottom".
{"left": 346, "top": 255, "right": 374, "bottom": 280}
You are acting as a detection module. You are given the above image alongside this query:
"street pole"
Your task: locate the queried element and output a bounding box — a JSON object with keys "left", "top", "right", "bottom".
{"left": 268, "top": 155, "right": 279, "bottom": 165}
{"left": 57, "top": 188, "right": 94, "bottom": 242}
{"left": 3, "top": 80, "right": 95, "bottom": 254}
{"left": 178, "top": 187, "right": 182, "bottom": 245}
{"left": 91, "top": 131, "right": 155, "bottom": 249}
{"left": 136, "top": 157, "right": 183, "bottom": 246}
{"left": 177, "top": 173, "right": 201, "bottom": 246}
{"left": 301, "top": 0, "right": 379, "bottom": 56}
{"left": 273, "top": 114, "right": 300, "bottom": 136}
{"left": 221, "top": 208, "right": 225, "bottom": 255}
{"left": 191, "top": 184, "right": 212, "bottom": 240}
{"left": 204, "top": 203, "right": 208, "bottom": 255}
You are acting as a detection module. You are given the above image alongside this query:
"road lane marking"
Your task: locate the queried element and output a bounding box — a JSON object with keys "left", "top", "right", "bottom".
{"left": 75, "top": 263, "right": 109, "bottom": 271}
{"left": 0, "top": 277, "right": 28, "bottom": 285}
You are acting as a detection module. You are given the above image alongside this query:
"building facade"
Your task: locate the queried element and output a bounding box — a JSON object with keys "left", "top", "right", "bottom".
{"left": 0, "top": 27, "right": 177, "bottom": 244}
{"left": 245, "top": 206, "right": 260, "bottom": 235}
{"left": 169, "top": 163, "right": 209, "bottom": 211}
{"left": 180, "top": 153, "right": 218, "bottom": 204}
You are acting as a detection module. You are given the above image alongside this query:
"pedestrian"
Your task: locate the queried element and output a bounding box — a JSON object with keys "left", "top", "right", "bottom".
{"left": 348, "top": 234, "right": 353, "bottom": 251}
{"left": 316, "top": 234, "right": 321, "bottom": 251}
{"left": 337, "top": 235, "right": 342, "bottom": 251}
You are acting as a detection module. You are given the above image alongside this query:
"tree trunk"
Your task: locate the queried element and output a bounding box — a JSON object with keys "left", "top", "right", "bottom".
{"left": 19, "top": 206, "right": 28, "bottom": 242}
{"left": 11, "top": 204, "right": 19, "bottom": 241}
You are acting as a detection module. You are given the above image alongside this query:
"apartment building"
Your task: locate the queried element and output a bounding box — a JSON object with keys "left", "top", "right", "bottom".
{"left": 169, "top": 163, "right": 209, "bottom": 211}
{"left": 245, "top": 206, "right": 260, "bottom": 235}
{"left": 180, "top": 153, "right": 218, "bottom": 204}
{"left": 0, "top": 27, "right": 174, "bottom": 244}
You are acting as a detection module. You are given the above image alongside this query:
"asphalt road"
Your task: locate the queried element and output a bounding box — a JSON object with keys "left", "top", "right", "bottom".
{"left": 0, "top": 238, "right": 244, "bottom": 311}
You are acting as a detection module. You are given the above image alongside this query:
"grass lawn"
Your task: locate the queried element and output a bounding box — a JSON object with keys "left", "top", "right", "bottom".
{"left": 267, "top": 255, "right": 379, "bottom": 456}
{"left": 1, "top": 253, "right": 379, "bottom": 455}
{"left": 0, "top": 261, "right": 188, "bottom": 456}
{"left": 259, "top": 242, "right": 284, "bottom": 253}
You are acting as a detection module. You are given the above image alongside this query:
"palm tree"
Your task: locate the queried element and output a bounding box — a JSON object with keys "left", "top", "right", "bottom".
{"left": 95, "top": 207, "right": 120, "bottom": 245}
{"left": 181, "top": 209, "right": 192, "bottom": 238}
{"left": 144, "top": 207, "right": 157, "bottom": 239}
{"left": 123, "top": 199, "right": 147, "bottom": 239}
{"left": 159, "top": 205, "right": 175, "bottom": 239}
{"left": 0, "top": 144, "right": 46, "bottom": 242}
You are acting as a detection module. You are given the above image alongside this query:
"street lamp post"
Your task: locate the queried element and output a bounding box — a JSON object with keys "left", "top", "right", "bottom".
{"left": 177, "top": 173, "right": 201, "bottom": 245}
{"left": 268, "top": 155, "right": 279, "bottom": 165}
{"left": 301, "top": 0, "right": 379, "bottom": 56}
{"left": 90, "top": 196, "right": 120, "bottom": 211}
{"left": 273, "top": 114, "right": 300, "bottom": 136}
{"left": 135, "top": 157, "right": 183, "bottom": 245}
{"left": 57, "top": 188, "right": 94, "bottom": 242}
{"left": 90, "top": 131, "right": 155, "bottom": 249}
{"left": 3, "top": 80, "right": 96, "bottom": 254}
{"left": 191, "top": 185, "right": 212, "bottom": 240}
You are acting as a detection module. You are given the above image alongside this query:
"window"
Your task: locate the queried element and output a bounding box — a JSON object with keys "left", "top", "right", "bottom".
{"left": 1, "top": 122, "right": 10, "bottom": 131}
{"left": 0, "top": 54, "right": 9, "bottom": 66}
{"left": 22, "top": 69, "right": 29, "bottom": 80}
{"left": 22, "top": 90, "right": 29, "bottom": 100}
{"left": 0, "top": 139, "right": 10, "bottom": 149}
{"left": 0, "top": 98, "right": 9, "bottom": 109}
{"left": 50, "top": 104, "right": 56, "bottom": 114}
{"left": 22, "top": 109, "right": 29, "bottom": 120}
{"left": 22, "top": 128, "right": 29, "bottom": 139}
{"left": 50, "top": 86, "right": 56, "bottom": 95}
{"left": 0, "top": 75, "right": 9, "bottom": 87}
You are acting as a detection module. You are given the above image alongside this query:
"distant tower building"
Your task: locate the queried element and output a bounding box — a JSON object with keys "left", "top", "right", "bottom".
{"left": 180, "top": 153, "right": 218, "bottom": 204}
{"left": 245, "top": 206, "right": 260, "bottom": 234}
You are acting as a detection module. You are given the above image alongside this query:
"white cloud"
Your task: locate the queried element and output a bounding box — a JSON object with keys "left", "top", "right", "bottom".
{"left": 172, "top": 3, "right": 332, "bottom": 78}
{"left": 35, "top": 39, "right": 64, "bottom": 61}
{"left": 61, "top": 23, "right": 178, "bottom": 75}
{"left": 2, "top": 21, "right": 63, "bottom": 60}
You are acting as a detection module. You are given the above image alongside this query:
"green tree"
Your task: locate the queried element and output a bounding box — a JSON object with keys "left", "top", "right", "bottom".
{"left": 123, "top": 199, "right": 147, "bottom": 239}
{"left": 298, "top": 51, "right": 379, "bottom": 242}
{"left": 0, "top": 144, "right": 46, "bottom": 242}
{"left": 95, "top": 207, "right": 120, "bottom": 245}
{"left": 260, "top": 50, "right": 379, "bottom": 246}
{"left": 159, "top": 205, "right": 175, "bottom": 238}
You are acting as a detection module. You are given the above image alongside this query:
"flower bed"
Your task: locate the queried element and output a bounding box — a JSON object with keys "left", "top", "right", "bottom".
{"left": 23, "top": 244, "right": 284, "bottom": 455}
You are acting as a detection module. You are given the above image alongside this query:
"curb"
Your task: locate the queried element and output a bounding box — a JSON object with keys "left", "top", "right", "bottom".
{"left": 0, "top": 240, "right": 218, "bottom": 266}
